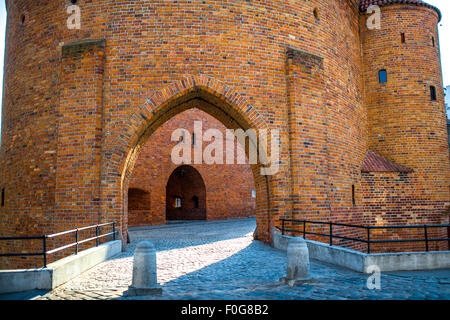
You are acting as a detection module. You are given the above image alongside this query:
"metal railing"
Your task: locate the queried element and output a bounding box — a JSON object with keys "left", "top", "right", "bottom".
{"left": 279, "top": 219, "right": 450, "bottom": 254}
{"left": 0, "top": 222, "right": 117, "bottom": 268}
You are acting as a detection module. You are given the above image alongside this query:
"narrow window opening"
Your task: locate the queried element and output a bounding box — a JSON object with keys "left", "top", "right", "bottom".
{"left": 251, "top": 189, "right": 256, "bottom": 198}
{"left": 20, "top": 15, "right": 25, "bottom": 25}
{"left": 352, "top": 185, "right": 356, "bottom": 207}
{"left": 192, "top": 196, "right": 199, "bottom": 209}
{"left": 71, "top": 0, "right": 78, "bottom": 4}
{"left": 401, "top": 33, "right": 405, "bottom": 44}
{"left": 379, "top": 69, "right": 387, "bottom": 84}
{"left": 174, "top": 197, "right": 182, "bottom": 208}
{"left": 432, "top": 36, "right": 435, "bottom": 47}
{"left": 313, "top": 8, "right": 319, "bottom": 21}
{"left": 192, "top": 132, "right": 196, "bottom": 146}
{"left": 1, "top": 188, "right": 4, "bottom": 207}
{"left": 430, "top": 86, "right": 437, "bottom": 101}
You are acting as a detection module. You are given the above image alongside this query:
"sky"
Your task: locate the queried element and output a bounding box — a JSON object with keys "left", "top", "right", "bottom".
{"left": 0, "top": 0, "right": 449, "bottom": 137}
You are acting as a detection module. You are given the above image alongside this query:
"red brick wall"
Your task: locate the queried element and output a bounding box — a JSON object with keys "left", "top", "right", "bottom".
{"left": 127, "top": 188, "right": 151, "bottom": 226}
{"left": 360, "top": 172, "right": 449, "bottom": 252}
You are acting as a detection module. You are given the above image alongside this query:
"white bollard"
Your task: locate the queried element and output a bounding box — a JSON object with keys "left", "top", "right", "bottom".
{"left": 126, "top": 241, "right": 162, "bottom": 296}
{"left": 280, "top": 237, "right": 314, "bottom": 286}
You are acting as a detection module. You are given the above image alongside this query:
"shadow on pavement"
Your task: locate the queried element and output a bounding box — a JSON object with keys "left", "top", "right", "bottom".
{"left": 0, "top": 290, "right": 49, "bottom": 300}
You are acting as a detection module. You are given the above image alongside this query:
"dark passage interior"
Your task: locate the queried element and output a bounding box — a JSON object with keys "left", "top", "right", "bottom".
{"left": 166, "top": 165, "right": 207, "bottom": 220}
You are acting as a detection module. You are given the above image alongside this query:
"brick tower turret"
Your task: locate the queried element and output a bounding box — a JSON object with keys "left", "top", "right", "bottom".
{"left": 360, "top": 1, "right": 450, "bottom": 228}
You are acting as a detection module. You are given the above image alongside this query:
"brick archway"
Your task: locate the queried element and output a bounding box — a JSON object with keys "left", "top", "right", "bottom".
{"left": 101, "top": 75, "right": 273, "bottom": 243}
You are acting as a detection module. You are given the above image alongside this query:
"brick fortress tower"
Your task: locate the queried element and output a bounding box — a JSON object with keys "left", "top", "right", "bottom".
{"left": 0, "top": 0, "right": 448, "bottom": 268}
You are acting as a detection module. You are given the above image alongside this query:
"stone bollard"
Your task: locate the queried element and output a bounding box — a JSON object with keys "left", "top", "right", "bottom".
{"left": 280, "top": 237, "right": 314, "bottom": 287}
{"left": 126, "top": 241, "right": 162, "bottom": 296}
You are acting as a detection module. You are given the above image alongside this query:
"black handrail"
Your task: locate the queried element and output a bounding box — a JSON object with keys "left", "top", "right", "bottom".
{"left": 0, "top": 222, "right": 118, "bottom": 268}
{"left": 279, "top": 219, "right": 450, "bottom": 254}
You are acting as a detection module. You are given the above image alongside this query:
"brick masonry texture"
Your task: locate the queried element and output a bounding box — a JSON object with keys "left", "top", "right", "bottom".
{"left": 0, "top": 0, "right": 449, "bottom": 268}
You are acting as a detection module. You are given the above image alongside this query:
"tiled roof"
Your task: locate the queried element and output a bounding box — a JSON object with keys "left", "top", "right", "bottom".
{"left": 362, "top": 150, "right": 414, "bottom": 173}
{"left": 359, "top": 0, "right": 441, "bottom": 21}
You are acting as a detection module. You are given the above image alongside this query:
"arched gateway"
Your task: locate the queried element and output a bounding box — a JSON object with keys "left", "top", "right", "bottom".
{"left": 103, "top": 75, "right": 273, "bottom": 244}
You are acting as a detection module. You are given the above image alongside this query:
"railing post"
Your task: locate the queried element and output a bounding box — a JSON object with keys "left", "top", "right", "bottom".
{"left": 424, "top": 225, "right": 429, "bottom": 252}
{"left": 329, "top": 223, "right": 333, "bottom": 246}
{"left": 75, "top": 228, "right": 79, "bottom": 255}
{"left": 303, "top": 221, "right": 306, "bottom": 239}
{"left": 42, "top": 235, "right": 47, "bottom": 268}
{"left": 96, "top": 225, "right": 99, "bottom": 247}
{"left": 113, "top": 222, "right": 116, "bottom": 241}
{"left": 367, "top": 227, "right": 371, "bottom": 254}
{"left": 281, "top": 219, "right": 285, "bottom": 236}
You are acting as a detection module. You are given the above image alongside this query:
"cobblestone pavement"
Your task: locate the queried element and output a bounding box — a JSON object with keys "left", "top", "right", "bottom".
{"left": 36, "top": 218, "right": 450, "bottom": 300}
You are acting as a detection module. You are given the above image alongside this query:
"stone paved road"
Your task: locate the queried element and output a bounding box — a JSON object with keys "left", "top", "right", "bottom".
{"left": 36, "top": 218, "right": 450, "bottom": 300}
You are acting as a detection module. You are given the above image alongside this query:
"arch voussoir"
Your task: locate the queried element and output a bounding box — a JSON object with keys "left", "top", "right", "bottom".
{"left": 131, "top": 75, "right": 268, "bottom": 140}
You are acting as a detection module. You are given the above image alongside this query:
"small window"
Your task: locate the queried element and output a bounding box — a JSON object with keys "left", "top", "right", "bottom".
{"left": 1, "top": 188, "right": 4, "bottom": 207}
{"left": 175, "top": 197, "right": 182, "bottom": 208}
{"left": 20, "top": 15, "right": 25, "bottom": 25}
{"left": 432, "top": 36, "right": 435, "bottom": 47}
{"left": 192, "top": 196, "right": 199, "bottom": 209}
{"left": 251, "top": 189, "right": 256, "bottom": 198}
{"left": 430, "top": 86, "right": 437, "bottom": 101}
{"left": 401, "top": 33, "right": 405, "bottom": 44}
{"left": 313, "top": 8, "right": 320, "bottom": 21}
{"left": 379, "top": 70, "right": 387, "bottom": 84}
{"left": 192, "top": 132, "right": 196, "bottom": 146}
